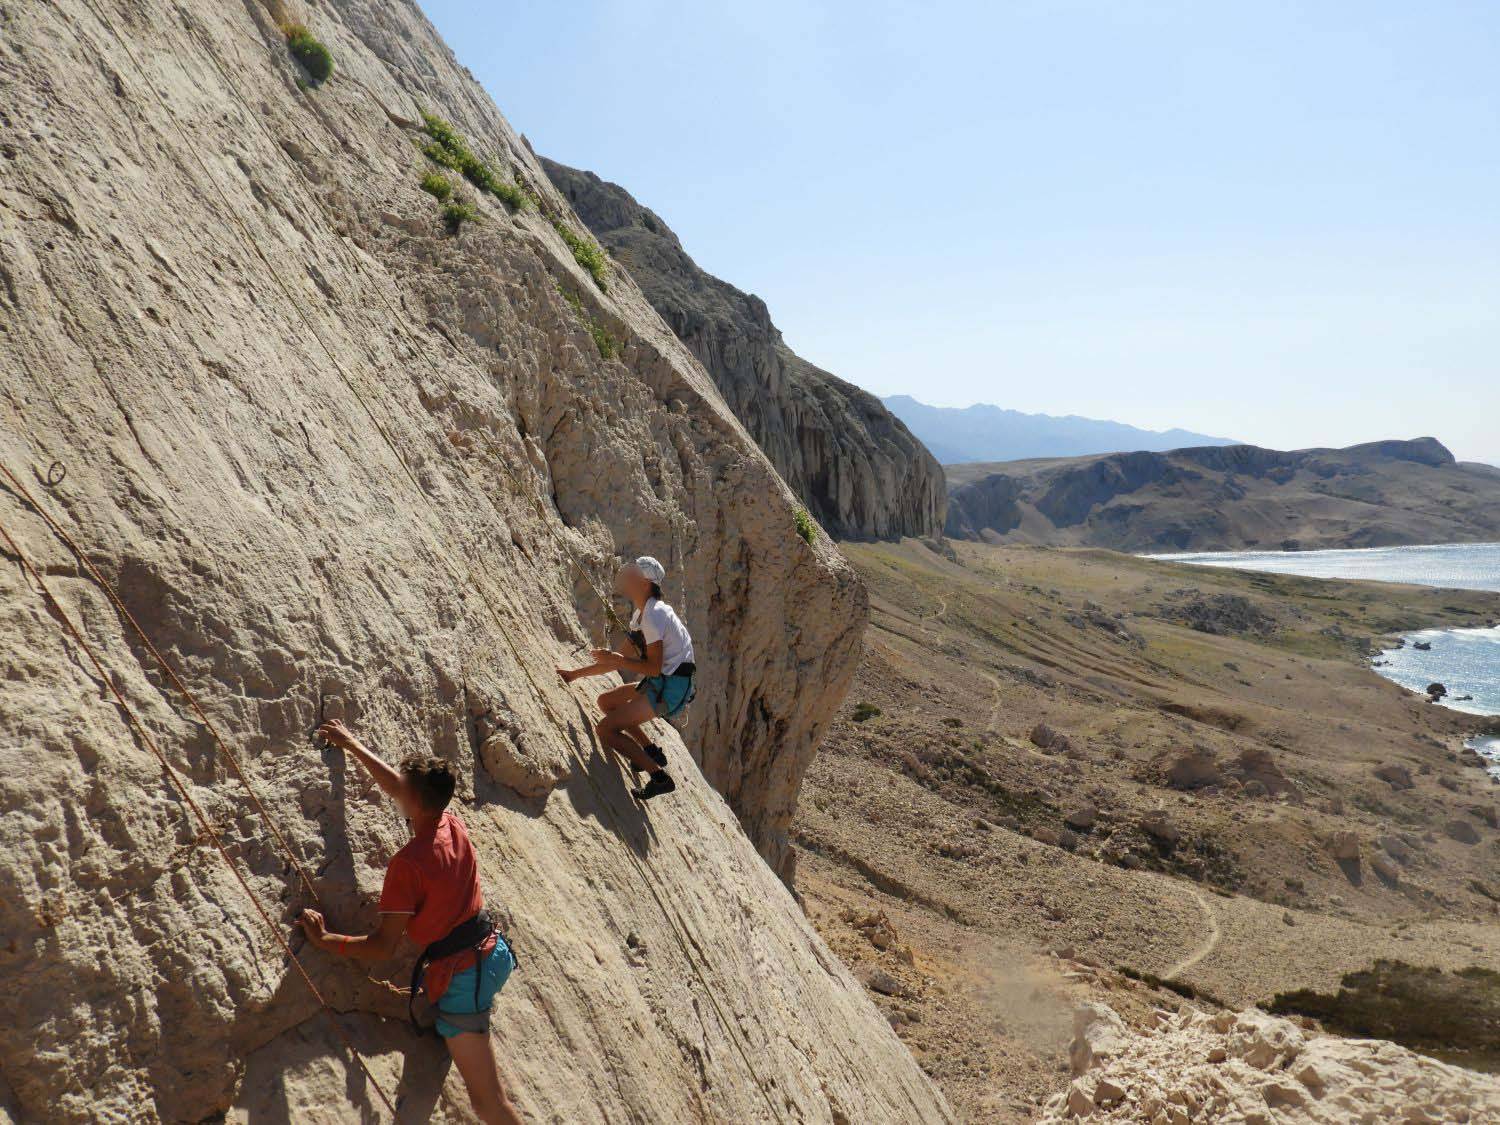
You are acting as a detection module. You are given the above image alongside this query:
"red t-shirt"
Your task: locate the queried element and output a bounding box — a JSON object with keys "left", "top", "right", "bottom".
{"left": 379, "top": 811, "right": 491, "bottom": 999}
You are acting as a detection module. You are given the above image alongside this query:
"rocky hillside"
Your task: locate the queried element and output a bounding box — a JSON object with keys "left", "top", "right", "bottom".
{"left": 797, "top": 538, "right": 1500, "bottom": 1119}
{"left": 542, "top": 159, "right": 945, "bottom": 542}
{"left": 1041, "top": 1002, "right": 1500, "bottom": 1122}
{"left": 945, "top": 437, "right": 1500, "bottom": 550}
{"left": 0, "top": 1, "right": 949, "bottom": 1120}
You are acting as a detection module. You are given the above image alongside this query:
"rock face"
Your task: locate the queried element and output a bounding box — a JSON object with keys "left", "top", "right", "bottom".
{"left": 944, "top": 437, "right": 1500, "bottom": 550}
{"left": 542, "top": 160, "right": 946, "bottom": 541}
{"left": 1042, "top": 1003, "right": 1500, "bottom": 1123}
{"left": 0, "top": 2, "right": 949, "bottom": 1121}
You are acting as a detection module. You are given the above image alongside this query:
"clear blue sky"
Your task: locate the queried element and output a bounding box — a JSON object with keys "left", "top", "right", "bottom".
{"left": 421, "top": 1, "right": 1499, "bottom": 464}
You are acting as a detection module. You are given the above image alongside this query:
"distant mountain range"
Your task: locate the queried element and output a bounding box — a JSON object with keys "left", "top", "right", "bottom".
{"left": 883, "top": 395, "right": 1237, "bottom": 465}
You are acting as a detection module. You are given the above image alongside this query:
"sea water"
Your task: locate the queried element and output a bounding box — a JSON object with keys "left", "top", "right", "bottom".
{"left": 1159, "top": 542, "right": 1500, "bottom": 769}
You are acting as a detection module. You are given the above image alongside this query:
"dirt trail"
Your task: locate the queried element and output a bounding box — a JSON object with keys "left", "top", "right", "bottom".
{"left": 1164, "top": 884, "right": 1222, "bottom": 981}
{"left": 923, "top": 586, "right": 1224, "bottom": 977}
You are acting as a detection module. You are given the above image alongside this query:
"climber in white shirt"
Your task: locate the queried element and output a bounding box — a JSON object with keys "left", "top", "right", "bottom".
{"left": 557, "top": 556, "right": 695, "bottom": 801}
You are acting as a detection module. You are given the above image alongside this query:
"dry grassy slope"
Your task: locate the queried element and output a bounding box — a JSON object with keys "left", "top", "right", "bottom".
{"left": 0, "top": 0, "right": 949, "bottom": 1120}
{"left": 795, "top": 538, "right": 1500, "bottom": 1121}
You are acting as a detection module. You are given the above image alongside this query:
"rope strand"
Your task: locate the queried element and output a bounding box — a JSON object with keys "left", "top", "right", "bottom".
{"left": 0, "top": 461, "right": 322, "bottom": 904}
{"left": 0, "top": 502, "right": 398, "bottom": 1118}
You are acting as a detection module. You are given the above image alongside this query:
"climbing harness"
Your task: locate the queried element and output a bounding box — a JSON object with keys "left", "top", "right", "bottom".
{"left": 47, "top": 4, "right": 793, "bottom": 1115}
{"left": 406, "top": 909, "right": 519, "bottom": 1033}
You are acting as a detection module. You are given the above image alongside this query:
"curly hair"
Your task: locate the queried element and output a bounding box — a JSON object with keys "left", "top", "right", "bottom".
{"left": 400, "top": 755, "right": 457, "bottom": 812}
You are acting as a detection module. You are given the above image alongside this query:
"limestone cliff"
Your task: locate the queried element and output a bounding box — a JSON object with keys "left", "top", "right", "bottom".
{"left": 0, "top": 0, "right": 950, "bottom": 1120}
{"left": 541, "top": 160, "right": 945, "bottom": 542}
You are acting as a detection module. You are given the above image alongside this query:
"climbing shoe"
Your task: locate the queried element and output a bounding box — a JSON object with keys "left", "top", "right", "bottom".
{"left": 632, "top": 770, "right": 676, "bottom": 801}
{"left": 644, "top": 743, "right": 668, "bottom": 769}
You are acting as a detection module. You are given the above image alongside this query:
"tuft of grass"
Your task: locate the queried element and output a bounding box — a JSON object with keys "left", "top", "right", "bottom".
{"left": 793, "top": 507, "right": 817, "bottom": 545}
{"left": 556, "top": 282, "right": 619, "bottom": 360}
{"left": 550, "top": 217, "right": 608, "bottom": 290}
{"left": 283, "top": 25, "right": 333, "bottom": 86}
{"left": 441, "top": 199, "right": 479, "bottom": 232}
{"left": 852, "top": 702, "right": 882, "bottom": 723}
{"left": 419, "top": 171, "right": 453, "bottom": 201}
{"left": 555, "top": 280, "right": 584, "bottom": 315}
{"left": 587, "top": 321, "right": 618, "bottom": 360}
{"left": 419, "top": 112, "right": 528, "bottom": 212}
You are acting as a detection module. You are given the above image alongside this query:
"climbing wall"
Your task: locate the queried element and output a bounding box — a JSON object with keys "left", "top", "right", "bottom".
{"left": 0, "top": 0, "right": 946, "bottom": 1120}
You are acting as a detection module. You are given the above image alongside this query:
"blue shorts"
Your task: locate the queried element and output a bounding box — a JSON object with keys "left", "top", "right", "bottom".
{"left": 434, "top": 935, "right": 516, "bottom": 1039}
{"left": 636, "top": 671, "right": 694, "bottom": 718}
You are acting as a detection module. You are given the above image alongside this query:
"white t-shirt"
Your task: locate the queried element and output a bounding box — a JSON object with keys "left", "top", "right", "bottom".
{"left": 631, "top": 598, "right": 694, "bottom": 675}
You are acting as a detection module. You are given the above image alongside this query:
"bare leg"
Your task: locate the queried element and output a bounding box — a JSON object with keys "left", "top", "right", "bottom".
{"left": 445, "top": 1031, "right": 522, "bottom": 1125}
{"left": 596, "top": 694, "right": 661, "bottom": 773}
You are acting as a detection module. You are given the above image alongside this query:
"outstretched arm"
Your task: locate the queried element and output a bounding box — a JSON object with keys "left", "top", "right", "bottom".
{"left": 557, "top": 659, "right": 613, "bottom": 685}
{"left": 589, "top": 639, "right": 664, "bottom": 680}
{"left": 317, "top": 719, "right": 405, "bottom": 803}
{"left": 299, "top": 908, "right": 408, "bottom": 961}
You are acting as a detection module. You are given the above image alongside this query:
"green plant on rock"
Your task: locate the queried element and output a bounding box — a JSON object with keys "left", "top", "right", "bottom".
{"left": 283, "top": 25, "right": 333, "bottom": 86}
{"left": 420, "top": 171, "right": 453, "bottom": 201}
{"left": 420, "top": 111, "right": 527, "bottom": 211}
{"left": 852, "top": 702, "right": 882, "bottom": 723}
{"left": 793, "top": 506, "right": 817, "bottom": 545}
{"left": 442, "top": 199, "right": 479, "bottom": 232}
{"left": 550, "top": 217, "right": 608, "bottom": 290}
{"left": 556, "top": 282, "right": 619, "bottom": 360}
{"left": 587, "top": 321, "right": 618, "bottom": 360}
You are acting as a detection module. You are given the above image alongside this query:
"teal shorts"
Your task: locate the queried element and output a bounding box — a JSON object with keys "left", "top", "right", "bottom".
{"left": 636, "top": 671, "right": 694, "bottom": 718}
{"left": 434, "top": 935, "right": 515, "bottom": 1039}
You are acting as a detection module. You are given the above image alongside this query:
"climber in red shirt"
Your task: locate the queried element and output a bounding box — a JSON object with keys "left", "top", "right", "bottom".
{"left": 296, "top": 719, "right": 523, "bottom": 1125}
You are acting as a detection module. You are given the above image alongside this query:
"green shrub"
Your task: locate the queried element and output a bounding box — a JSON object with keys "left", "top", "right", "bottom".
{"left": 490, "top": 178, "right": 528, "bottom": 211}
{"left": 420, "top": 112, "right": 527, "bottom": 211}
{"left": 555, "top": 281, "right": 584, "bottom": 315}
{"left": 555, "top": 282, "right": 620, "bottom": 358}
{"left": 852, "top": 702, "right": 882, "bottom": 723}
{"left": 550, "top": 217, "right": 608, "bottom": 290}
{"left": 419, "top": 171, "right": 453, "bottom": 201}
{"left": 442, "top": 200, "right": 479, "bottom": 231}
{"left": 587, "top": 322, "right": 618, "bottom": 360}
{"left": 283, "top": 25, "right": 333, "bottom": 85}
{"left": 793, "top": 507, "right": 817, "bottom": 545}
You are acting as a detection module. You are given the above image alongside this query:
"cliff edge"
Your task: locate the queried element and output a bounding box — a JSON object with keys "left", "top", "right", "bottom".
{"left": 0, "top": 0, "right": 949, "bottom": 1120}
{"left": 542, "top": 159, "right": 946, "bottom": 542}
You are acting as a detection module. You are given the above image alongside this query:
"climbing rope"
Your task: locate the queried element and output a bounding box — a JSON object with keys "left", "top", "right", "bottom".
{"left": 0, "top": 461, "right": 322, "bottom": 904}
{"left": 0, "top": 501, "right": 399, "bottom": 1118}
{"left": 55, "top": 4, "right": 788, "bottom": 1117}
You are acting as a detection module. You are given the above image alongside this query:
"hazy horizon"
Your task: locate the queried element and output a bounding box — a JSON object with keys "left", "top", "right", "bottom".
{"left": 422, "top": 1, "right": 1498, "bottom": 465}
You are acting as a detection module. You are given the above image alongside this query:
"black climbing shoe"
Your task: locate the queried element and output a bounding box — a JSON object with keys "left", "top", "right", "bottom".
{"left": 644, "top": 743, "right": 668, "bottom": 769}
{"left": 632, "top": 770, "right": 676, "bottom": 801}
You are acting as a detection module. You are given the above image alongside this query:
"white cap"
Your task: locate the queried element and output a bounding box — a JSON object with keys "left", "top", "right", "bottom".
{"left": 630, "top": 556, "right": 666, "bottom": 585}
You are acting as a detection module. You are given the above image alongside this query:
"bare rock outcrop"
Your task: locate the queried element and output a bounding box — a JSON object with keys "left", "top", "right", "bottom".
{"left": 541, "top": 159, "right": 946, "bottom": 541}
{"left": 0, "top": 1, "right": 949, "bottom": 1120}
{"left": 1042, "top": 1003, "right": 1500, "bottom": 1122}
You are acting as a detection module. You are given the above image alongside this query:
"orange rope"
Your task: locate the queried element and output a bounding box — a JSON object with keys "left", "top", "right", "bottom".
{"left": 0, "top": 461, "right": 322, "bottom": 903}
{"left": 0, "top": 498, "right": 399, "bottom": 1119}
